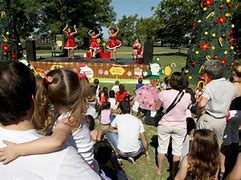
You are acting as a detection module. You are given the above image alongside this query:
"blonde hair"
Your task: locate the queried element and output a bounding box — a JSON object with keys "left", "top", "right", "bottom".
{"left": 33, "top": 69, "right": 88, "bottom": 131}
{"left": 188, "top": 129, "right": 220, "bottom": 180}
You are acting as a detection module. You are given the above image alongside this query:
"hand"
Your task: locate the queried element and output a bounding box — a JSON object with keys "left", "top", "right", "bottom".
{"left": 74, "top": 25, "right": 76, "bottom": 28}
{"left": 0, "top": 140, "right": 19, "bottom": 164}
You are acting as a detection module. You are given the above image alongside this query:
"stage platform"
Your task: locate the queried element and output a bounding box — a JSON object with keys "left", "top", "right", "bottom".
{"left": 31, "top": 56, "right": 149, "bottom": 80}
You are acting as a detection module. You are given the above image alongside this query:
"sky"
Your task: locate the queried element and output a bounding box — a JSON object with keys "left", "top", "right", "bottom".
{"left": 102, "top": 0, "right": 160, "bottom": 38}
{"left": 111, "top": 0, "right": 160, "bottom": 21}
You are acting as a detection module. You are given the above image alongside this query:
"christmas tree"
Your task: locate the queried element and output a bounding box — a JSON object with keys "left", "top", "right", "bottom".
{"left": 0, "top": 0, "right": 22, "bottom": 62}
{"left": 185, "top": 0, "right": 235, "bottom": 85}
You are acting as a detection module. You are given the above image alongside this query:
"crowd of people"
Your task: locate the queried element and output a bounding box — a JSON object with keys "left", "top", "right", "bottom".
{"left": 0, "top": 60, "right": 241, "bottom": 180}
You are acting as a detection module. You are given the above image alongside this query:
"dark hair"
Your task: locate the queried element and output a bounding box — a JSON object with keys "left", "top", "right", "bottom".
{"left": 204, "top": 60, "right": 224, "bottom": 79}
{"left": 88, "top": 84, "right": 97, "bottom": 97}
{"left": 115, "top": 80, "right": 119, "bottom": 85}
{"left": 86, "top": 115, "right": 95, "bottom": 131}
{"left": 33, "top": 69, "right": 88, "bottom": 130}
{"left": 94, "top": 140, "right": 112, "bottom": 165}
{"left": 138, "top": 78, "right": 143, "bottom": 83}
{"left": 99, "top": 87, "right": 109, "bottom": 101}
{"left": 93, "top": 79, "right": 99, "bottom": 85}
{"left": 119, "top": 101, "right": 130, "bottom": 114}
{"left": 101, "top": 102, "right": 111, "bottom": 110}
{"left": 169, "top": 72, "right": 189, "bottom": 90}
{"left": 0, "top": 62, "right": 36, "bottom": 126}
{"left": 109, "top": 90, "right": 115, "bottom": 98}
{"left": 119, "top": 84, "right": 125, "bottom": 94}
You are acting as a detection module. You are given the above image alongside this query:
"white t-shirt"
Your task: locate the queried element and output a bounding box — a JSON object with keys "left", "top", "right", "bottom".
{"left": 57, "top": 113, "right": 94, "bottom": 165}
{"left": 86, "top": 101, "right": 98, "bottom": 119}
{"left": 109, "top": 98, "right": 118, "bottom": 110}
{"left": 112, "top": 85, "right": 119, "bottom": 94}
{"left": 0, "top": 127, "right": 100, "bottom": 180}
{"left": 111, "top": 114, "right": 145, "bottom": 153}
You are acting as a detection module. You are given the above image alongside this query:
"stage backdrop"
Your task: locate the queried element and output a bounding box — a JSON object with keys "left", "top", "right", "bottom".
{"left": 31, "top": 61, "right": 149, "bottom": 80}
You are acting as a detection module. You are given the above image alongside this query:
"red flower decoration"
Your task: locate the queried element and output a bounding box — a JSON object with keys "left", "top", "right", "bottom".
{"left": 221, "top": 58, "right": 227, "bottom": 64}
{"left": 199, "top": 42, "right": 210, "bottom": 51}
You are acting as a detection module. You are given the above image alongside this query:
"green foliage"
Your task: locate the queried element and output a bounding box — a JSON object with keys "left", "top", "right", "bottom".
{"left": 117, "top": 15, "right": 138, "bottom": 46}
{"left": 186, "top": 0, "right": 235, "bottom": 84}
{"left": 154, "top": 0, "right": 196, "bottom": 46}
{"left": 9, "top": 0, "right": 115, "bottom": 37}
{"left": 232, "top": 2, "right": 241, "bottom": 58}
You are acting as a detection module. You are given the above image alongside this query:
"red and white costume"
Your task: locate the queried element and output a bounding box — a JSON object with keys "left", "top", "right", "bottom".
{"left": 64, "top": 34, "right": 77, "bottom": 49}
{"left": 89, "top": 37, "right": 99, "bottom": 50}
{"left": 107, "top": 34, "right": 121, "bottom": 49}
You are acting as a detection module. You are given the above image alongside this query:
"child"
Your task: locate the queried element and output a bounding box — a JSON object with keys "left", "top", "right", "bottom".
{"left": 88, "top": 29, "right": 100, "bottom": 58}
{"left": 135, "top": 78, "right": 144, "bottom": 91}
{"left": 86, "top": 115, "right": 104, "bottom": 144}
{"left": 109, "top": 90, "right": 118, "bottom": 110}
{"left": 175, "top": 129, "right": 220, "bottom": 180}
{"left": 100, "top": 102, "right": 113, "bottom": 125}
{"left": 93, "top": 78, "right": 100, "bottom": 98}
{"left": 99, "top": 87, "right": 109, "bottom": 105}
{"left": 63, "top": 24, "right": 78, "bottom": 59}
{"left": 112, "top": 80, "right": 120, "bottom": 94}
{"left": 132, "top": 38, "right": 143, "bottom": 62}
{"left": 86, "top": 84, "right": 99, "bottom": 119}
{"left": 116, "top": 84, "right": 128, "bottom": 103}
{"left": 107, "top": 25, "right": 121, "bottom": 61}
{"left": 0, "top": 69, "right": 98, "bottom": 171}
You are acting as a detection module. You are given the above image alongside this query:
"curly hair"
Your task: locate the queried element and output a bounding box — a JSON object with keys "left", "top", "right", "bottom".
{"left": 33, "top": 69, "right": 88, "bottom": 131}
{"left": 188, "top": 129, "right": 220, "bottom": 180}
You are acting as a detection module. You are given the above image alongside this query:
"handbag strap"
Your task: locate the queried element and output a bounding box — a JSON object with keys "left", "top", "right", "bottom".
{"left": 164, "top": 91, "right": 185, "bottom": 114}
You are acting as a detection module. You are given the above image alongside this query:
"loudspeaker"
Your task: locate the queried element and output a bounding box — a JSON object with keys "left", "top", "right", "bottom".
{"left": 143, "top": 42, "right": 153, "bottom": 64}
{"left": 25, "top": 39, "right": 36, "bottom": 61}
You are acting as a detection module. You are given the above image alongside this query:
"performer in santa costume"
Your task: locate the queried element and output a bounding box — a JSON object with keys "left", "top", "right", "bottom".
{"left": 63, "top": 24, "right": 78, "bottom": 59}
{"left": 107, "top": 25, "right": 121, "bottom": 61}
{"left": 88, "top": 29, "right": 100, "bottom": 58}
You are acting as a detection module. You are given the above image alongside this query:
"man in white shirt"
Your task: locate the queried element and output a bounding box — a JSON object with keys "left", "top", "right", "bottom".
{"left": 0, "top": 62, "right": 100, "bottom": 180}
{"left": 106, "top": 101, "right": 149, "bottom": 163}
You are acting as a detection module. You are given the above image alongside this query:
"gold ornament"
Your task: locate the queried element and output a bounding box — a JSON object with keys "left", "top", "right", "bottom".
{"left": 204, "top": 31, "right": 209, "bottom": 36}
{"left": 224, "top": 50, "right": 228, "bottom": 55}
{"left": 219, "top": 37, "right": 223, "bottom": 47}
{"left": 203, "top": 7, "right": 207, "bottom": 11}
{"left": 206, "top": 12, "right": 215, "bottom": 19}
{"left": 231, "top": 24, "right": 235, "bottom": 28}
{"left": 0, "top": 11, "right": 6, "bottom": 18}
{"left": 225, "top": 13, "right": 232, "bottom": 17}
{"left": 230, "top": 46, "right": 234, "bottom": 50}
{"left": 226, "top": 0, "right": 231, "bottom": 3}
{"left": 6, "top": 32, "right": 9, "bottom": 35}
{"left": 195, "top": 51, "right": 200, "bottom": 55}
{"left": 188, "top": 76, "right": 192, "bottom": 80}
{"left": 206, "top": 55, "right": 211, "bottom": 61}
{"left": 185, "top": 70, "right": 189, "bottom": 73}
{"left": 197, "top": 20, "right": 202, "bottom": 23}
{"left": 212, "top": 33, "right": 216, "bottom": 37}
{"left": 211, "top": 46, "right": 216, "bottom": 50}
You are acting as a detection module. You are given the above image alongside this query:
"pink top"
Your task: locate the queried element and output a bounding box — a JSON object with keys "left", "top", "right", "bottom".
{"left": 159, "top": 89, "right": 191, "bottom": 128}
{"left": 100, "top": 109, "right": 111, "bottom": 125}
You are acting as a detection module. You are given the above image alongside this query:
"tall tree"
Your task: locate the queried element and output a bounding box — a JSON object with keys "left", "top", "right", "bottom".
{"left": 117, "top": 15, "right": 138, "bottom": 46}
{"left": 185, "top": 0, "right": 235, "bottom": 85}
{"left": 0, "top": 0, "right": 22, "bottom": 62}
{"left": 232, "top": 1, "right": 241, "bottom": 58}
{"left": 154, "top": 0, "right": 196, "bottom": 48}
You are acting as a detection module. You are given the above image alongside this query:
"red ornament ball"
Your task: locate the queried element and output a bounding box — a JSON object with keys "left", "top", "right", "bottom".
{"left": 214, "top": 55, "right": 218, "bottom": 60}
{"left": 2, "top": 43, "right": 9, "bottom": 52}
{"left": 221, "top": 58, "right": 227, "bottom": 64}
{"left": 11, "top": 53, "right": 17, "bottom": 60}
{"left": 199, "top": 42, "right": 210, "bottom": 51}
{"left": 229, "top": 38, "right": 235, "bottom": 44}
{"left": 229, "top": 29, "right": 234, "bottom": 35}
{"left": 206, "top": 0, "right": 214, "bottom": 7}
{"left": 219, "top": 4, "right": 224, "bottom": 9}
{"left": 218, "top": 16, "right": 227, "bottom": 24}
{"left": 227, "top": 3, "right": 232, "bottom": 8}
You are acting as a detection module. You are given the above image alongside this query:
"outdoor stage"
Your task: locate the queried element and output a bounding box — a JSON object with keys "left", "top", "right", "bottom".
{"left": 31, "top": 56, "right": 149, "bottom": 81}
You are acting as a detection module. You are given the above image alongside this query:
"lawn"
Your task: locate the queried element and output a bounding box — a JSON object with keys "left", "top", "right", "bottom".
{"left": 94, "top": 47, "right": 187, "bottom": 180}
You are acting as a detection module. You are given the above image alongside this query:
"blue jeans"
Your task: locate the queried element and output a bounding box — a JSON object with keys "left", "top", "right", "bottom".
{"left": 105, "top": 131, "right": 144, "bottom": 158}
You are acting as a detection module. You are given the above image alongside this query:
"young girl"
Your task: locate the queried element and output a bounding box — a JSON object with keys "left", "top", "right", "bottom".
{"left": 88, "top": 29, "right": 100, "bottom": 58}
{"left": 99, "top": 102, "right": 113, "bottom": 125}
{"left": 132, "top": 38, "right": 143, "bottom": 62}
{"left": 116, "top": 84, "right": 128, "bottom": 103}
{"left": 109, "top": 90, "right": 118, "bottom": 110}
{"left": 175, "top": 129, "right": 220, "bottom": 180}
{"left": 107, "top": 25, "right": 121, "bottom": 61}
{"left": 99, "top": 87, "right": 109, "bottom": 105}
{"left": 0, "top": 69, "right": 98, "bottom": 171}
{"left": 63, "top": 24, "right": 78, "bottom": 59}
